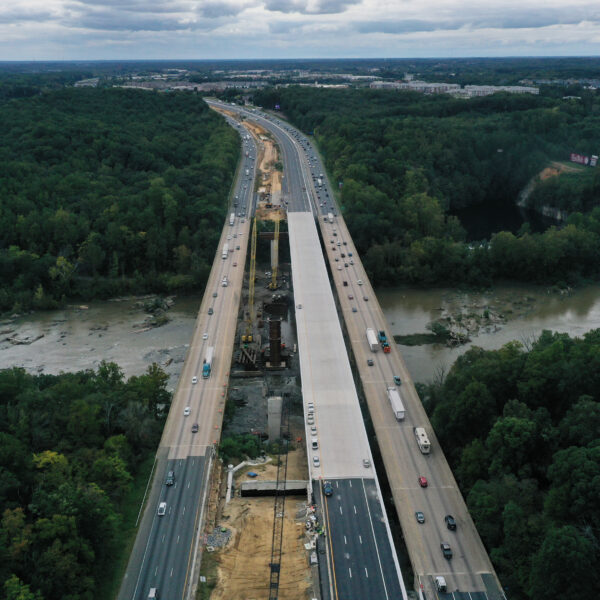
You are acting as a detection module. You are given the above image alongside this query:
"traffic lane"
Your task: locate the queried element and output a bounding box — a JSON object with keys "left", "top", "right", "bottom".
{"left": 322, "top": 479, "right": 401, "bottom": 600}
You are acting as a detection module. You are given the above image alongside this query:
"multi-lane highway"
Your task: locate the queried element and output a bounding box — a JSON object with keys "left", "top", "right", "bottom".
{"left": 211, "top": 101, "right": 505, "bottom": 600}
{"left": 118, "top": 119, "right": 257, "bottom": 600}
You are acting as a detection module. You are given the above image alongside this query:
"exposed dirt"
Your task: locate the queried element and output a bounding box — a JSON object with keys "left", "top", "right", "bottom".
{"left": 539, "top": 160, "right": 583, "bottom": 181}
{"left": 209, "top": 446, "right": 311, "bottom": 600}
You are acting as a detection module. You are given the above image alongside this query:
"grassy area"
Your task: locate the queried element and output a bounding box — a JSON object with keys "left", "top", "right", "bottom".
{"left": 97, "top": 454, "right": 157, "bottom": 600}
{"left": 196, "top": 551, "right": 219, "bottom": 600}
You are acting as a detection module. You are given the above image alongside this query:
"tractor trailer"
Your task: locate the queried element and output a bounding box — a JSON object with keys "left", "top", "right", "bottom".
{"left": 387, "top": 386, "right": 405, "bottom": 421}
{"left": 202, "top": 346, "right": 214, "bottom": 379}
{"left": 366, "top": 328, "right": 379, "bottom": 352}
{"left": 229, "top": 213, "right": 235, "bottom": 226}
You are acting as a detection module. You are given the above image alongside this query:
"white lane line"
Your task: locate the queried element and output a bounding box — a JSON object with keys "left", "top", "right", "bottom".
{"left": 154, "top": 567, "right": 158, "bottom": 576}
{"left": 349, "top": 568, "right": 352, "bottom": 578}
{"left": 162, "top": 534, "right": 165, "bottom": 543}
{"left": 362, "top": 480, "right": 390, "bottom": 600}
{"left": 187, "top": 481, "right": 191, "bottom": 489}
{"left": 170, "top": 567, "right": 173, "bottom": 578}
{"left": 177, "top": 535, "right": 180, "bottom": 544}
{"left": 339, "top": 506, "right": 343, "bottom": 515}
{"left": 182, "top": 506, "right": 186, "bottom": 515}
{"left": 353, "top": 505, "right": 357, "bottom": 514}
{"left": 359, "top": 535, "right": 363, "bottom": 544}
{"left": 365, "top": 567, "right": 369, "bottom": 578}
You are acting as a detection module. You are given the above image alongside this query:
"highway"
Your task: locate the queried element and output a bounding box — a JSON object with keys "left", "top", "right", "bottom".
{"left": 210, "top": 101, "right": 505, "bottom": 600}
{"left": 118, "top": 119, "right": 257, "bottom": 600}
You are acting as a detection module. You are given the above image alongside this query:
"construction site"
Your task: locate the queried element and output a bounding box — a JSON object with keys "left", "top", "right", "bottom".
{"left": 197, "top": 113, "right": 320, "bottom": 600}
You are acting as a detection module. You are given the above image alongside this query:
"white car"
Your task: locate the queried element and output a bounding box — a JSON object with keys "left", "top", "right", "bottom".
{"left": 357, "top": 280, "right": 363, "bottom": 285}
{"left": 203, "top": 332, "right": 208, "bottom": 340}
{"left": 313, "top": 456, "right": 320, "bottom": 467}
{"left": 192, "top": 376, "right": 198, "bottom": 384}
{"left": 184, "top": 407, "right": 191, "bottom": 416}
{"left": 157, "top": 502, "right": 167, "bottom": 516}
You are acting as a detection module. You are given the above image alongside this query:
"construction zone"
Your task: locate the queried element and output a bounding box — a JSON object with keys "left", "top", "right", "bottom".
{"left": 197, "top": 112, "right": 322, "bottom": 600}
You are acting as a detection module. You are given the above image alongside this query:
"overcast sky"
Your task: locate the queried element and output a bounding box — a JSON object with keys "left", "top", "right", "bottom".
{"left": 1, "top": 0, "right": 600, "bottom": 60}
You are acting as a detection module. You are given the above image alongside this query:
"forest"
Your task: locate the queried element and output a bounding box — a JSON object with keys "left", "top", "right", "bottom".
{"left": 252, "top": 86, "right": 600, "bottom": 286}
{"left": 419, "top": 330, "right": 600, "bottom": 600}
{"left": 0, "top": 362, "right": 170, "bottom": 600}
{"left": 0, "top": 86, "right": 239, "bottom": 313}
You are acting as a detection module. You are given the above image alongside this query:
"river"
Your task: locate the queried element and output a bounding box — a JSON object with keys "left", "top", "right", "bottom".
{"left": 3, "top": 286, "right": 600, "bottom": 387}
{"left": 0, "top": 295, "right": 201, "bottom": 390}
{"left": 379, "top": 284, "right": 600, "bottom": 384}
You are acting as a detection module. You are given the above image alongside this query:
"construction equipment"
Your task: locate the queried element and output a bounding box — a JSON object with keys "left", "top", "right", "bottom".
{"left": 268, "top": 217, "right": 280, "bottom": 290}
{"left": 245, "top": 217, "right": 257, "bottom": 343}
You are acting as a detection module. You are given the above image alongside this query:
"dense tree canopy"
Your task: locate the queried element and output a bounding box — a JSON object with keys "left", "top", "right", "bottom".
{"left": 0, "top": 363, "right": 170, "bottom": 600}
{"left": 422, "top": 330, "right": 600, "bottom": 600}
{"left": 0, "top": 87, "right": 239, "bottom": 313}
{"left": 253, "top": 86, "right": 600, "bottom": 286}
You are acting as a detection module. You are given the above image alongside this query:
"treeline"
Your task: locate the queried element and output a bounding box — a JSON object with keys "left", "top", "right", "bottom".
{"left": 420, "top": 331, "right": 600, "bottom": 600}
{"left": 0, "top": 88, "right": 239, "bottom": 313}
{"left": 0, "top": 362, "right": 170, "bottom": 600}
{"left": 529, "top": 166, "right": 600, "bottom": 213}
{"left": 252, "top": 86, "right": 600, "bottom": 285}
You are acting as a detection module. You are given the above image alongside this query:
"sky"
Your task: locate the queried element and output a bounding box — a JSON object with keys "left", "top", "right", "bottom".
{"left": 1, "top": 0, "right": 600, "bottom": 60}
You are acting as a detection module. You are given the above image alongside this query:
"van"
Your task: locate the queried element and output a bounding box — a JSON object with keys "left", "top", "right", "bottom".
{"left": 435, "top": 576, "right": 447, "bottom": 592}
{"left": 148, "top": 588, "right": 158, "bottom": 599}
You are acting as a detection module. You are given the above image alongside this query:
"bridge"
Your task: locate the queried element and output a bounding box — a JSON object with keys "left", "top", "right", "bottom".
{"left": 118, "top": 101, "right": 505, "bottom": 600}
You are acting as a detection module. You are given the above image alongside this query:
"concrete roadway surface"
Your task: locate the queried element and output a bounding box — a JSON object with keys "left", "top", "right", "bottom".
{"left": 210, "top": 101, "right": 505, "bottom": 600}
{"left": 118, "top": 127, "right": 257, "bottom": 600}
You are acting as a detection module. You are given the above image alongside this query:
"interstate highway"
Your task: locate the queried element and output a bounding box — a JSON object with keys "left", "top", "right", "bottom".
{"left": 211, "top": 101, "right": 505, "bottom": 600}
{"left": 118, "top": 124, "right": 257, "bottom": 600}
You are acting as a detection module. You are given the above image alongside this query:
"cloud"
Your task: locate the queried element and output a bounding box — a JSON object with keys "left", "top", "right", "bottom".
{"left": 264, "top": 0, "right": 362, "bottom": 15}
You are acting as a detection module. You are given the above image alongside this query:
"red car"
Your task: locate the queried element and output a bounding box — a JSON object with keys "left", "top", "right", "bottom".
{"left": 418, "top": 476, "right": 428, "bottom": 488}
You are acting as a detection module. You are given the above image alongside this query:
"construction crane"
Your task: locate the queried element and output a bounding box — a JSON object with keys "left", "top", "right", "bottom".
{"left": 268, "top": 217, "right": 280, "bottom": 290}
{"left": 245, "top": 217, "right": 257, "bottom": 341}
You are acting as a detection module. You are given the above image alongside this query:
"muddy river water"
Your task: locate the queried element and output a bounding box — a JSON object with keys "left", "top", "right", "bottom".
{"left": 2, "top": 285, "right": 600, "bottom": 387}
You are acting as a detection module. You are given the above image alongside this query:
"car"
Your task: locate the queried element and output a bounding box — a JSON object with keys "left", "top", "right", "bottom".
{"left": 337, "top": 265, "right": 342, "bottom": 270}
{"left": 367, "top": 358, "right": 374, "bottom": 366}
{"left": 227, "top": 235, "right": 232, "bottom": 240}
{"left": 336, "top": 241, "right": 341, "bottom": 246}
{"left": 362, "top": 458, "right": 371, "bottom": 468}
{"left": 350, "top": 259, "right": 354, "bottom": 265}
{"left": 236, "top": 245, "right": 240, "bottom": 250}
{"left": 363, "top": 296, "right": 369, "bottom": 301}
{"left": 343, "top": 281, "right": 348, "bottom": 286}
{"left": 203, "top": 332, "right": 208, "bottom": 340}
{"left": 212, "top": 292, "right": 218, "bottom": 298}
{"left": 157, "top": 502, "right": 167, "bottom": 516}
{"left": 208, "top": 307, "right": 214, "bottom": 315}
{"left": 348, "top": 252, "right": 353, "bottom": 256}
{"left": 343, "top": 241, "right": 347, "bottom": 245}
{"left": 313, "top": 456, "right": 320, "bottom": 467}
{"left": 441, "top": 543, "right": 453, "bottom": 559}
{"left": 233, "top": 262, "right": 237, "bottom": 267}
{"left": 445, "top": 515, "right": 457, "bottom": 530}
{"left": 165, "top": 470, "right": 175, "bottom": 486}
{"left": 348, "top": 294, "right": 354, "bottom": 299}
{"left": 184, "top": 406, "right": 191, "bottom": 417}
{"left": 344, "top": 263, "right": 348, "bottom": 267}
{"left": 192, "top": 376, "right": 198, "bottom": 384}
{"left": 335, "top": 257, "right": 339, "bottom": 262}
{"left": 323, "top": 481, "right": 333, "bottom": 496}
{"left": 418, "top": 476, "right": 428, "bottom": 488}
{"left": 310, "top": 426, "right": 317, "bottom": 435}
{"left": 192, "top": 423, "right": 199, "bottom": 433}
{"left": 341, "top": 253, "right": 345, "bottom": 258}
{"left": 352, "top": 307, "right": 357, "bottom": 313}
{"left": 393, "top": 375, "right": 402, "bottom": 385}
{"left": 357, "top": 280, "right": 363, "bottom": 285}
{"left": 330, "top": 239, "right": 334, "bottom": 244}
{"left": 415, "top": 511, "right": 425, "bottom": 524}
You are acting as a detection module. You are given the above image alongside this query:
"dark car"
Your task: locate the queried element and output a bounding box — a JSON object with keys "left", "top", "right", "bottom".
{"left": 367, "top": 358, "right": 374, "bottom": 366}
{"left": 322, "top": 481, "right": 333, "bottom": 496}
{"left": 445, "top": 515, "right": 457, "bottom": 530}
{"left": 393, "top": 375, "right": 402, "bottom": 385}
{"left": 165, "top": 470, "right": 175, "bottom": 486}
{"left": 208, "top": 307, "right": 214, "bottom": 315}
{"left": 441, "top": 543, "right": 453, "bottom": 559}
{"left": 415, "top": 511, "right": 425, "bottom": 524}
{"left": 192, "top": 423, "right": 199, "bottom": 433}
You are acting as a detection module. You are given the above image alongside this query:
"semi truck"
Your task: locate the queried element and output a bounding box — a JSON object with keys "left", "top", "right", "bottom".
{"left": 229, "top": 213, "right": 235, "bottom": 226}
{"left": 414, "top": 427, "right": 431, "bottom": 454}
{"left": 222, "top": 243, "right": 229, "bottom": 259}
{"left": 387, "top": 386, "right": 405, "bottom": 420}
{"left": 202, "top": 346, "right": 214, "bottom": 379}
{"left": 327, "top": 212, "right": 334, "bottom": 224}
{"left": 366, "top": 328, "right": 379, "bottom": 352}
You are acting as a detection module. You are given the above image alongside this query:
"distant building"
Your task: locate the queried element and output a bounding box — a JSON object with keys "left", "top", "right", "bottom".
{"left": 370, "top": 79, "right": 538, "bottom": 97}
{"left": 74, "top": 78, "right": 99, "bottom": 88}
